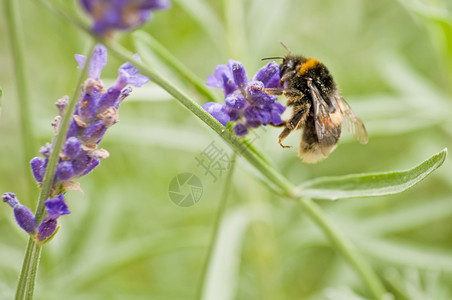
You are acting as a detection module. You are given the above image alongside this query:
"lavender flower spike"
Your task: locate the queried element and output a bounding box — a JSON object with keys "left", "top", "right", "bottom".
{"left": 2, "top": 45, "right": 149, "bottom": 240}
{"left": 80, "top": 0, "right": 172, "bottom": 36}
{"left": 203, "top": 61, "right": 285, "bottom": 136}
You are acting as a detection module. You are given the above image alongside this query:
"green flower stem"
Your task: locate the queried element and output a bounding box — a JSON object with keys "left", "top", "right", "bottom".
{"left": 132, "top": 31, "right": 218, "bottom": 102}
{"left": 196, "top": 152, "right": 237, "bottom": 300}
{"left": 14, "top": 237, "right": 34, "bottom": 300}
{"left": 15, "top": 42, "right": 96, "bottom": 300}
{"left": 39, "top": 2, "right": 386, "bottom": 297}
{"left": 5, "top": 0, "right": 34, "bottom": 200}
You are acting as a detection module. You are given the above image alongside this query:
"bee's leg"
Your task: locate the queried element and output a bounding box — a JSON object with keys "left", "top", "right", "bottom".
{"left": 279, "top": 102, "right": 310, "bottom": 148}
{"left": 282, "top": 89, "right": 304, "bottom": 105}
{"left": 278, "top": 127, "right": 293, "bottom": 148}
{"left": 263, "top": 88, "right": 283, "bottom": 96}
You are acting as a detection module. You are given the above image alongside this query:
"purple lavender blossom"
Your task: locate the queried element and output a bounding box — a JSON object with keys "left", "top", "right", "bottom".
{"left": 37, "top": 218, "right": 58, "bottom": 242}
{"left": 2, "top": 193, "right": 37, "bottom": 234}
{"left": 2, "top": 44, "right": 149, "bottom": 240}
{"left": 55, "top": 161, "right": 75, "bottom": 182}
{"left": 37, "top": 194, "right": 70, "bottom": 241}
{"left": 62, "top": 137, "right": 82, "bottom": 159}
{"left": 203, "top": 102, "right": 230, "bottom": 126}
{"left": 1, "top": 193, "right": 70, "bottom": 242}
{"left": 203, "top": 60, "right": 285, "bottom": 136}
{"left": 27, "top": 44, "right": 149, "bottom": 189}
{"left": 44, "top": 194, "right": 71, "bottom": 218}
{"left": 30, "top": 157, "right": 46, "bottom": 183}
{"left": 80, "top": 0, "right": 171, "bottom": 36}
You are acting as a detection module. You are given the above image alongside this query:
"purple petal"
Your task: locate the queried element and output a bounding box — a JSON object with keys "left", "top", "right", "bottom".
{"left": 257, "top": 109, "right": 271, "bottom": 125}
{"left": 74, "top": 54, "right": 86, "bottom": 70}
{"left": 39, "top": 143, "right": 52, "bottom": 157}
{"left": 77, "top": 92, "right": 100, "bottom": 122}
{"left": 37, "top": 217, "right": 58, "bottom": 241}
{"left": 83, "top": 0, "right": 170, "bottom": 35}
{"left": 247, "top": 81, "right": 275, "bottom": 105}
{"left": 63, "top": 137, "right": 82, "bottom": 159}
{"left": 92, "top": 21, "right": 110, "bottom": 36}
{"left": 202, "top": 102, "right": 231, "bottom": 126}
{"left": 2, "top": 193, "right": 38, "bottom": 234}
{"left": 98, "top": 87, "right": 121, "bottom": 112}
{"left": 45, "top": 194, "right": 70, "bottom": 218}
{"left": 244, "top": 106, "right": 259, "bottom": 122}
{"left": 30, "top": 157, "right": 46, "bottom": 183}
{"left": 243, "top": 105, "right": 272, "bottom": 126}
{"left": 225, "top": 93, "right": 246, "bottom": 109}
{"left": 142, "top": 0, "right": 172, "bottom": 10}
{"left": 80, "top": 157, "right": 100, "bottom": 176}
{"left": 66, "top": 119, "right": 81, "bottom": 139}
{"left": 79, "top": 0, "right": 92, "bottom": 12}
{"left": 206, "top": 64, "right": 237, "bottom": 96}
{"left": 72, "top": 152, "right": 91, "bottom": 176}
{"left": 254, "top": 62, "right": 280, "bottom": 88}
{"left": 226, "top": 107, "right": 241, "bottom": 121}
{"left": 81, "top": 120, "right": 107, "bottom": 145}
{"left": 270, "top": 114, "right": 283, "bottom": 125}
{"left": 114, "top": 57, "right": 149, "bottom": 89}
{"left": 74, "top": 45, "right": 107, "bottom": 80}
{"left": 14, "top": 205, "right": 37, "bottom": 234}
{"left": 272, "top": 101, "right": 286, "bottom": 114}
{"left": 137, "top": 9, "right": 153, "bottom": 24}
{"left": 55, "top": 161, "right": 74, "bottom": 182}
{"left": 245, "top": 119, "right": 261, "bottom": 128}
{"left": 229, "top": 60, "right": 248, "bottom": 90}
{"left": 2, "top": 192, "right": 19, "bottom": 207}
{"left": 89, "top": 44, "right": 108, "bottom": 79}
{"left": 269, "top": 102, "right": 286, "bottom": 125}
{"left": 206, "top": 65, "right": 228, "bottom": 88}
{"left": 234, "top": 123, "right": 248, "bottom": 136}
{"left": 120, "top": 71, "right": 149, "bottom": 87}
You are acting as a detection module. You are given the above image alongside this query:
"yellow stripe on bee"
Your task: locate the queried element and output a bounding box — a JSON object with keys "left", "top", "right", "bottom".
{"left": 298, "top": 58, "right": 320, "bottom": 74}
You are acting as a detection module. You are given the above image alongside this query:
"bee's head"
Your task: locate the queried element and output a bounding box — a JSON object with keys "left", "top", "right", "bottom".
{"left": 280, "top": 56, "right": 296, "bottom": 76}
{"left": 261, "top": 42, "right": 306, "bottom": 78}
{"left": 280, "top": 55, "right": 307, "bottom": 77}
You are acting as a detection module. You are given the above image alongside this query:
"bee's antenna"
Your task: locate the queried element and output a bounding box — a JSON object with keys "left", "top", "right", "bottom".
{"left": 280, "top": 41, "right": 291, "bottom": 55}
{"left": 261, "top": 42, "right": 291, "bottom": 61}
{"left": 261, "top": 56, "right": 284, "bottom": 61}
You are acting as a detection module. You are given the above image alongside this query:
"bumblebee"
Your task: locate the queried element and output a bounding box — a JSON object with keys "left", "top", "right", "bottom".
{"left": 265, "top": 47, "right": 368, "bottom": 163}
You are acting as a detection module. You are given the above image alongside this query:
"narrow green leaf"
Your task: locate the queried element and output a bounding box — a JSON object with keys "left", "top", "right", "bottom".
{"left": 298, "top": 149, "right": 447, "bottom": 200}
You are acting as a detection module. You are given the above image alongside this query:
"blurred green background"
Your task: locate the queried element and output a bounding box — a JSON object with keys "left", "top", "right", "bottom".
{"left": 1, "top": 0, "right": 452, "bottom": 299}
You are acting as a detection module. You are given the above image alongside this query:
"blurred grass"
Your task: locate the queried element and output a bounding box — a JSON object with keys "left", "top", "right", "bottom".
{"left": 1, "top": 0, "right": 452, "bottom": 299}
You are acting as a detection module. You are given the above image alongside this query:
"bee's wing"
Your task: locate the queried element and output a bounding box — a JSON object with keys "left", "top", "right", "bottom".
{"left": 307, "top": 80, "right": 341, "bottom": 156}
{"left": 336, "top": 96, "right": 369, "bottom": 144}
